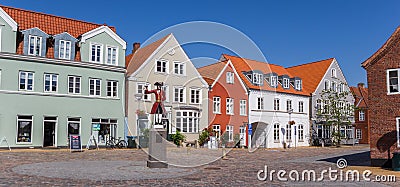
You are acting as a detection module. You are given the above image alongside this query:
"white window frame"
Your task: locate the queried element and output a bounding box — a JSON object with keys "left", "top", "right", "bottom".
{"left": 257, "top": 97, "right": 264, "bottom": 110}
{"left": 295, "top": 80, "right": 302, "bottom": 90}
{"left": 90, "top": 43, "right": 103, "bottom": 63}
{"left": 44, "top": 73, "right": 58, "bottom": 93}
{"left": 190, "top": 88, "right": 201, "bottom": 104}
{"left": 387, "top": 69, "right": 400, "bottom": 94}
{"left": 16, "top": 115, "right": 33, "bottom": 144}
{"left": 174, "top": 86, "right": 185, "bottom": 103}
{"left": 286, "top": 124, "right": 292, "bottom": 142}
{"left": 331, "top": 81, "right": 337, "bottom": 92}
{"left": 397, "top": 117, "right": 400, "bottom": 148}
{"left": 213, "top": 125, "right": 221, "bottom": 139}
{"left": 162, "top": 85, "right": 169, "bottom": 102}
{"left": 316, "top": 99, "right": 322, "bottom": 113}
{"left": 175, "top": 110, "right": 200, "bottom": 133}
{"left": 359, "top": 110, "right": 365, "bottom": 121}
{"left": 68, "top": 76, "right": 81, "bottom": 94}
{"left": 213, "top": 97, "right": 221, "bottom": 114}
{"left": 299, "top": 101, "right": 304, "bottom": 113}
{"left": 298, "top": 124, "right": 304, "bottom": 142}
{"left": 28, "top": 35, "right": 42, "bottom": 56}
{"left": 106, "top": 80, "right": 118, "bottom": 98}
{"left": 226, "top": 125, "right": 233, "bottom": 142}
{"left": 240, "top": 100, "right": 247, "bottom": 116}
{"left": 137, "top": 82, "right": 151, "bottom": 101}
{"left": 0, "top": 69, "right": 2, "bottom": 88}
{"left": 253, "top": 73, "right": 263, "bottom": 84}
{"left": 324, "top": 80, "right": 330, "bottom": 91}
{"left": 173, "top": 61, "right": 185, "bottom": 75}
{"left": 59, "top": 40, "right": 72, "bottom": 60}
{"left": 273, "top": 123, "right": 280, "bottom": 142}
{"left": 156, "top": 59, "right": 168, "bottom": 73}
{"left": 283, "top": 78, "right": 289, "bottom": 88}
{"left": 226, "top": 72, "right": 234, "bottom": 84}
{"left": 0, "top": 28, "right": 2, "bottom": 52}
{"left": 106, "top": 45, "right": 118, "bottom": 65}
{"left": 331, "top": 68, "right": 337, "bottom": 78}
{"left": 274, "top": 98, "right": 280, "bottom": 111}
{"left": 226, "top": 98, "right": 234, "bottom": 115}
{"left": 286, "top": 100, "right": 292, "bottom": 112}
{"left": 270, "top": 76, "right": 277, "bottom": 87}
{"left": 67, "top": 117, "right": 81, "bottom": 137}
{"left": 19, "top": 71, "right": 34, "bottom": 91}
{"left": 356, "top": 129, "right": 362, "bottom": 140}
{"left": 89, "top": 78, "right": 101, "bottom": 96}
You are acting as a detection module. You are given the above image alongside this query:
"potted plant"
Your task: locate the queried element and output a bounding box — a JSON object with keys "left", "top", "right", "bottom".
{"left": 171, "top": 130, "right": 186, "bottom": 147}
{"left": 289, "top": 120, "right": 296, "bottom": 125}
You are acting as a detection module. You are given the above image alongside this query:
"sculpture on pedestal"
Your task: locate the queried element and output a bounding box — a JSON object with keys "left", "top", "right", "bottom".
{"left": 144, "top": 82, "right": 166, "bottom": 127}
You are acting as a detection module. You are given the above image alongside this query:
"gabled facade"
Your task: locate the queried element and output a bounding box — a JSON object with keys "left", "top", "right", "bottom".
{"left": 126, "top": 34, "right": 208, "bottom": 142}
{"left": 221, "top": 54, "right": 311, "bottom": 148}
{"left": 198, "top": 60, "right": 248, "bottom": 147}
{"left": 287, "top": 58, "right": 355, "bottom": 145}
{"left": 362, "top": 26, "right": 400, "bottom": 167}
{"left": 0, "top": 6, "right": 126, "bottom": 148}
{"left": 350, "top": 83, "right": 369, "bottom": 144}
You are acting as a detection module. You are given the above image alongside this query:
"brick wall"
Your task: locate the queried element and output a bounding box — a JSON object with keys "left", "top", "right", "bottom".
{"left": 366, "top": 39, "right": 400, "bottom": 166}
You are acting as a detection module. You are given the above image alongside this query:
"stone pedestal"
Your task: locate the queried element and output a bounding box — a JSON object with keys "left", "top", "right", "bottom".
{"left": 147, "top": 128, "right": 168, "bottom": 168}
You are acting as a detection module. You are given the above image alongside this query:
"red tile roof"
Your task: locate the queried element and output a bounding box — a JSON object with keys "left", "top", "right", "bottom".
{"left": 1, "top": 5, "right": 116, "bottom": 38}
{"left": 350, "top": 85, "right": 368, "bottom": 108}
{"left": 362, "top": 26, "right": 400, "bottom": 68}
{"left": 126, "top": 34, "right": 171, "bottom": 75}
{"left": 286, "top": 58, "right": 334, "bottom": 94}
{"left": 197, "top": 61, "right": 227, "bottom": 85}
{"left": 222, "top": 54, "right": 310, "bottom": 96}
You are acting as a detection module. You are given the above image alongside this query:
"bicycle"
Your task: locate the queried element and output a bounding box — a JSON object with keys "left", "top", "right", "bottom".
{"left": 106, "top": 137, "right": 127, "bottom": 149}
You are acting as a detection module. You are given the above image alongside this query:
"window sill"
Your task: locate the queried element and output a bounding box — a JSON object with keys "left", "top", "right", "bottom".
{"left": 213, "top": 112, "right": 222, "bottom": 115}
{"left": 274, "top": 141, "right": 280, "bottom": 143}
{"left": 154, "top": 72, "right": 169, "bottom": 75}
{"left": 16, "top": 142, "right": 33, "bottom": 145}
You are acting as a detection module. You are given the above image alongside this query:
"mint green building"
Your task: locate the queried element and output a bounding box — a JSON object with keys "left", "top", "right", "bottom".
{"left": 0, "top": 6, "right": 126, "bottom": 148}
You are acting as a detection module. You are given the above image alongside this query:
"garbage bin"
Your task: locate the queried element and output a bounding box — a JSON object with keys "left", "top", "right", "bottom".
{"left": 127, "top": 136, "right": 137, "bottom": 148}
{"left": 392, "top": 152, "right": 400, "bottom": 171}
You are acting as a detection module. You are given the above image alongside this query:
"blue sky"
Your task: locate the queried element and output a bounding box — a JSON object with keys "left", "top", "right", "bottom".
{"left": 2, "top": 0, "right": 399, "bottom": 86}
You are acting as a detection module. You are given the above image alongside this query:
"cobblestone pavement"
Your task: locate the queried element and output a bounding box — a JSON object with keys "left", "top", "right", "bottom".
{"left": 0, "top": 145, "right": 399, "bottom": 186}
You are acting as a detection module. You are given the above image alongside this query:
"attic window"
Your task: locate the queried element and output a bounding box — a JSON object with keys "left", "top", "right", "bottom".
{"left": 59, "top": 40, "right": 71, "bottom": 60}
{"left": 270, "top": 76, "right": 277, "bottom": 87}
{"left": 283, "top": 78, "right": 289, "bottom": 89}
{"left": 331, "top": 69, "right": 337, "bottom": 78}
{"left": 253, "top": 73, "right": 263, "bottom": 84}
{"left": 28, "top": 35, "right": 42, "bottom": 56}
{"left": 295, "top": 80, "right": 302, "bottom": 90}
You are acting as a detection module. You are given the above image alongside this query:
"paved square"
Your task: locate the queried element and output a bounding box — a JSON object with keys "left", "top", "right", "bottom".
{"left": 0, "top": 145, "right": 398, "bottom": 186}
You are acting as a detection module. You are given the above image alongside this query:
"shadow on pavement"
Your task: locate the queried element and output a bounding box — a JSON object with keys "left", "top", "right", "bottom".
{"left": 317, "top": 151, "right": 371, "bottom": 166}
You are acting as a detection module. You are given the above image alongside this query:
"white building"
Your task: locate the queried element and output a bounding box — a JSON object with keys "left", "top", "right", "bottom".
{"left": 222, "top": 54, "right": 311, "bottom": 148}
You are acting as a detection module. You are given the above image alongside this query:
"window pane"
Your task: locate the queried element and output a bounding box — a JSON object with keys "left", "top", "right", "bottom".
{"left": 75, "top": 77, "right": 81, "bottom": 94}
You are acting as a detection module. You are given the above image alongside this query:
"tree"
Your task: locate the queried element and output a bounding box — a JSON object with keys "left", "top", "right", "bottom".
{"left": 315, "top": 80, "right": 354, "bottom": 146}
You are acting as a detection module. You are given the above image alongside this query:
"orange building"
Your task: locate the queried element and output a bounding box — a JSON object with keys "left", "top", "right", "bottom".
{"left": 198, "top": 60, "right": 248, "bottom": 147}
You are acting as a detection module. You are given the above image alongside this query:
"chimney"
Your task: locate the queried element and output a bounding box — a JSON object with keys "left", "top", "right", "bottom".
{"left": 357, "top": 83, "right": 365, "bottom": 88}
{"left": 132, "top": 43, "right": 140, "bottom": 54}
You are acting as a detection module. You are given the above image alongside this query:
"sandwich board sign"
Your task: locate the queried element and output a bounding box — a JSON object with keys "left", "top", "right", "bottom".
{"left": 70, "top": 135, "right": 82, "bottom": 152}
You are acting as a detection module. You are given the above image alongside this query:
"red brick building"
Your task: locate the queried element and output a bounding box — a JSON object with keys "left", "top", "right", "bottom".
{"left": 198, "top": 60, "right": 248, "bottom": 147}
{"left": 362, "top": 26, "right": 400, "bottom": 167}
{"left": 350, "top": 83, "right": 369, "bottom": 144}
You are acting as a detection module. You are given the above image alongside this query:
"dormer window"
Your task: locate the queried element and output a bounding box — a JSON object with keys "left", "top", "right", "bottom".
{"left": 90, "top": 43, "right": 103, "bottom": 63}
{"left": 106, "top": 46, "right": 118, "bottom": 65}
{"left": 270, "top": 76, "right": 277, "bottom": 87}
{"left": 283, "top": 78, "right": 289, "bottom": 89}
{"left": 253, "top": 73, "right": 263, "bottom": 84}
{"left": 28, "top": 35, "right": 42, "bottom": 56}
{"left": 59, "top": 40, "right": 71, "bottom": 60}
{"left": 295, "top": 80, "right": 302, "bottom": 90}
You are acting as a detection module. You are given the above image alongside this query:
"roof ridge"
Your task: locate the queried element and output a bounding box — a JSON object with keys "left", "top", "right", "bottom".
{"left": 287, "top": 58, "right": 334, "bottom": 69}
{"left": 197, "top": 60, "right": 227, "bottom": 70}
{"left": 0, "top": 5, "right": 114, "bottom": 30}
{"left": 223, "top": 54, "right": 269, "bottom": 64}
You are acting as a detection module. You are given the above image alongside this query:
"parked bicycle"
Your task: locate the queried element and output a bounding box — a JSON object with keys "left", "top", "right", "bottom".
{"left": 106, "top": 137, "right": 127, "bottom": 149}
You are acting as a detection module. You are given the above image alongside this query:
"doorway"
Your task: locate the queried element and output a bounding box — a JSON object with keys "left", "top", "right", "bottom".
{"left": 43, "top": 117, "right": 57, "bottom": 147}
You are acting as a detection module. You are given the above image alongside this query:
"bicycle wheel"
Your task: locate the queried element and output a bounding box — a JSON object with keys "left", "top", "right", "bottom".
{"left": 117, "top": 140, "right": 127, "bottom": 148}
{"left": 106, "top": 140, "right": 115, "bottom": 149}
